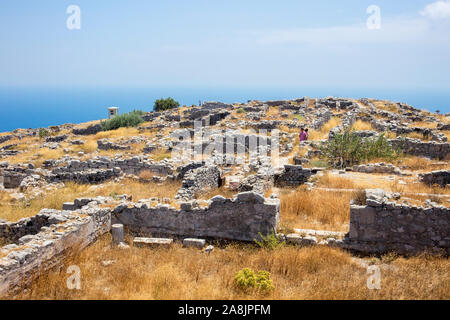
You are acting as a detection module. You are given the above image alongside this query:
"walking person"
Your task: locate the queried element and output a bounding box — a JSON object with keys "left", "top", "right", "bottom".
{"left": 300, "top": 128, "right": 307, "bottom": 142}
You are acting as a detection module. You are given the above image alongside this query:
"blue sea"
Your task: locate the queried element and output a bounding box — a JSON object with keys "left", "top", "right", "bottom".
{"left": 0, "top": 86, "right": 449, "bottom": 133}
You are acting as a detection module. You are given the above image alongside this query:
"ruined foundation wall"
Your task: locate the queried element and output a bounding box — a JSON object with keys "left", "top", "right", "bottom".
{"left": 389, "top": 138, "right": 450, "bottom": 160}
{"left": 347, "top": 191, "right": 450, "bottom": 255}
{"left": 112, "top": 192, "right": 280, "bottom": 242}
{"left": 0, "top": 206, "right": 111, "bottom": 296}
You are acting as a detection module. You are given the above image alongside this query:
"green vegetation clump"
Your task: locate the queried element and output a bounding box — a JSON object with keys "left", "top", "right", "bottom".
{"left": 254, "top": 231, "right": 285, "bottom": 250}
{"left": 38, "top": 128, "right": 50, "bottom": 139}
{"left": 321, "top": 129, "right": 397, "bottom": 168}
{"left": 236, "top": 108, "right": 246, "bottom": 114}
{"left": 100, "top": 110, "right": 144, "bottom": 131}
{"left": 154, "top": 97, "right": 180, "bottom": 112}
{"left": 235, "top": 268, "right": 274, "bottom": 293}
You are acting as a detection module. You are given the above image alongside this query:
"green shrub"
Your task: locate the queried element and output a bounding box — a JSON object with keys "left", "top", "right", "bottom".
{"left": 321, "top": 129, "right": 397, "bottom": 168}
{"left": 154, "top": 97, "right": 180, "bottom": 112}
{"left": 235, "top": 268, "right": 274, "bottom": 293}
{"left": 100, "top": 110, "right": 144, "bottom": 131}
{"left": 254, "top": 231, "right": 285, "bottom": 250}
{"left": 38, "top": 128, "right": 50, "bottom": 139}
{"left": 236, "top": 108, "right": 246, "bottom": 114}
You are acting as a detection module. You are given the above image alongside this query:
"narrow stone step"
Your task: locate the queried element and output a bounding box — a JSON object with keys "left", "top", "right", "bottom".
{"left": 133, "top": 237, "right": 173, "bottom": 248}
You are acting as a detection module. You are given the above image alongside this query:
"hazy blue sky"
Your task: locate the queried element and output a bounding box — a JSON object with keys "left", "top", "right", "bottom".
{"left": 1, "top": 0, "right": 449, "bottom": 89}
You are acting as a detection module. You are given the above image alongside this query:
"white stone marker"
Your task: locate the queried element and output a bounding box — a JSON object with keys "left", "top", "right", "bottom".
{"left": 111, "top": 224, "right": 124, "bottom": 245}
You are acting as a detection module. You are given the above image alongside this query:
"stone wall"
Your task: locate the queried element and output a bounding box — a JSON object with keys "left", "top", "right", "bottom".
{"left": 72, "top": 124, "right": 102, "bottom": 136}
{"left": 352, "top": 163, "right": 403, "bottom": 175}
{"left": 419, "top": 170, "right": 450, "bottom": 187}
{"left": 0, "top": 164, "right": 35, "bottom": 189}
{"left": 112, "top": 191, "right": 280, "bottom": 242}
{"left": 389, "top": 138, "right": 450, "bottom": 160}
{"left": 345, "top": 189, "right": 449, "bottom": 255}
{"left": 51, "top": 157, "right": 174, "bottom": 176}
{"left": 274, "top": 165, "right": 313, "bottom": 187}
{"left": 0, "top": 204, "right": 111, "bottom": 296}
{"left": 176, "top": 165, "right": 222, "bottom": 200}
{"left": 46, "top": 168, "right": 121, "bottom": 184}
{"left": 97, "top": 139, "right": 131, "bottom": 151}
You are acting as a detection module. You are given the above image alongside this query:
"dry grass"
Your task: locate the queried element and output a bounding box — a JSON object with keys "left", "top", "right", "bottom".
{"left": 314, "top": 171, "right": 449, "bottom": 197}
{"left": 196, "top": 187, "right": 237, "bottom": 200}
{"left": 0, "top": 179, "right": 182, "bottom": 222}
{"left": 16, "top": 236, "right": 449, "bottom": 300}
{"left": 400, "top": 132, "right": 432, "bottom": 141}
{"left": 138, "top": 170, "right": 156, "bottom": 180}
{"left": 280, "top": 187, "right": 352, "bottom": 232}
{"left": 373, "top": 101, "right": 399, "bottom": 114}
{"left": 351, "top": 120, "right": 374, "bottom": 131}
{"left": 308, "top": 117, "right": 342, "bottom": 141}
{"left": 407, "top": 122, "right": 438, "bottom": 129}
{"left": 0, "top": 183, "right": 91, "bottom": 222}
{"left": 395, "top": 156, "right": 450, "bottom": 172}
{"left": 314, "top": 172, "right": 356, "bottom": 189}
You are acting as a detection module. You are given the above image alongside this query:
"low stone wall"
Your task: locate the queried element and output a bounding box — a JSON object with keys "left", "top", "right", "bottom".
{"left": 0, "top": 164, "right": 36, "bottom": 189}
{"left": 0, "top": 214, "right": 51, "bottom": 244}
{"left": 51, "top": 157, "right": 174, "bottom": 176}
{"left": 97, "top": 139, "right": 131, "bottom": 151}
{"left": 274, "top": 165, "right": 313, "bottom": 187}
{"left": 176, "top": 165, "right": 222, "bottom": 200}
{"left": 352, "top": 163, "right": 402, "bottom": 175}
{"left": 419, "top": 170, "right": 450, "bottom": 187}
{"left": 46, "top": 168, "right": 121, "bottom": 184}
{"left": 72, "top": 124, "right": 102, "bottom": 136}
{"left": 0, "top": 205, "right": 111, "bottom": 296}
{"left": 0, "top": 135, "right": 13, "bottom": 144}
{"left": 112, "top": 192, "right": 280, "bottom": 242}
{"left": 345, "top": 189, "right": 449, "bottom": 255}
{"left": 389, "top": 138, "right": 450, "bottom": 160}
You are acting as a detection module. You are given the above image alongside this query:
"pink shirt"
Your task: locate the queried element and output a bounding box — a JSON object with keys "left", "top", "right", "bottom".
{"left": 300, "top": 131, "right": 307, "bottom": 141}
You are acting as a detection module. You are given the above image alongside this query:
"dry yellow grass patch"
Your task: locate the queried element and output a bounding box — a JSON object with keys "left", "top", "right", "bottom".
{"left": 94, "top": 179, "right": 182, "bottom": 202}
{"left": 372, "top": 101, "right": 399, "bottom": 114}
{"left": 0, "top": 183, "right": 91, "bottom": 222}
{"left": 308, "top": 117, "right": 342, "bottom": 141}
{"left": 196, "top": 187, "right": 237, "bottom": 200}
{"left": 94, "top": 127, "right": 141, "bottom": 140}
{"left": 280, "top": 187, "right": 352, "bottom": 232}
{"left": 0, "top": 179, "right": 182, "bottom": 222}
{"left": 314, "top": 172, "right": 356, "bottom": 189}
{"left": 395, "top": 156, "right": 450, "bottom": 171}
{"left": 138, "top": 170, "right": 156, "bottom": 180}
{"left": 17, "top": 236, "right": 449, "bottom": 300}
{"left": 401, "top": 132, "right": 432, "bottom": 141}
{"left": 351, "top": 120, "right": 374, "bottom": 131}
{"left": 407, "top": 122, "right": 438, "bottom": 129}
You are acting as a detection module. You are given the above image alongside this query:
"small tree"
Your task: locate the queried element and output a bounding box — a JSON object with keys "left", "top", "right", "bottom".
{"left": 38, "top": 128, "right": 50, "bottom": 139}
{"left": 154, "top": 97, "right": 180, "bottom": 112}
{"left": 100, "top": 110, "right": 144, "bottom": 131}
{"left": 321, "top": 129, "right": 397, "bottom": 168}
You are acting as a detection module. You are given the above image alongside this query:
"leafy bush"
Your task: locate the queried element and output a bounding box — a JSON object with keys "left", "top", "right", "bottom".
{"left": 321, "top": 129, "right": 397, "bottom": 168}
{"left": 154, "top": 97, "right": 180, "bottom": 112}
{"left": 235, "top": 268, "right": 274, "bottom": 293}
{"left": 236, "top": 108, "right": 246, "bottom": 114}
{"left": 38, "top": 128, "right": 50, "bottom": 139}
{"left": 100, "top": 110, "right": 144, "bottom": 131}
{"left": 254, "top": 231, "right": 285, "bottom": 250}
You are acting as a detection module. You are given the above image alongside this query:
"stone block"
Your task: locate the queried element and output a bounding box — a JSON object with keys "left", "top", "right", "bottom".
{"left": 183, "top": 238, "right": 206, "bottom": 249}
{"left": 133, "top": 237, "right": 173, "bottom": 248}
